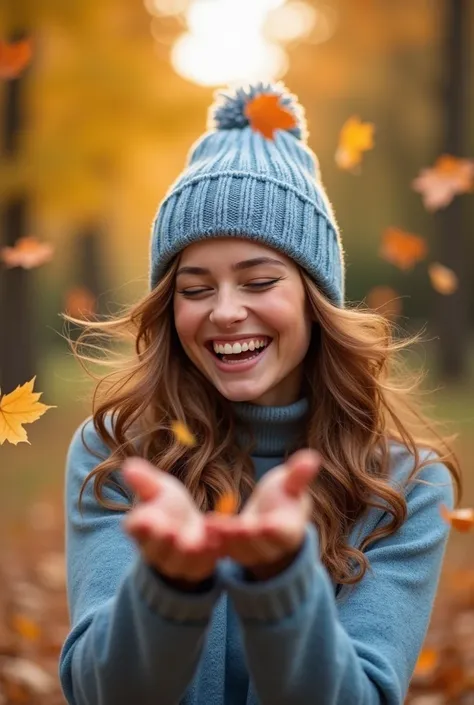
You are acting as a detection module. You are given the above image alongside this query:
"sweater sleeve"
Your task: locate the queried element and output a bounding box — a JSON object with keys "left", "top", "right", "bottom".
{"left": 219, "top": 458, "right": 454, "bottom": 705}
{"left": 59, "top": 418, "right": 223, "bottom": 705}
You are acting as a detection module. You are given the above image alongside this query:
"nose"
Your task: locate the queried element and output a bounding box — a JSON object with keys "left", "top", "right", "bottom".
{"left": 209, "top": 288, "right": 247, "bottom": 328}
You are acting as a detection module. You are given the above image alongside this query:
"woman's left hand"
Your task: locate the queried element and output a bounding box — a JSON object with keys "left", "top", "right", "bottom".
{"left": 205, "top": 449, "right": 322, "bottom": 581}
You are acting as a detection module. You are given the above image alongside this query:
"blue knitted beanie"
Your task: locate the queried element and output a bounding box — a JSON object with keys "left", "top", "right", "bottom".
{"left": 150, "top": 82, "right": 345, "bottom": 306}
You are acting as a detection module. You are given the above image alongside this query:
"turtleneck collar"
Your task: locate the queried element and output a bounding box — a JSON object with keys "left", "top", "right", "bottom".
{"left": 231, "top": 397, "right": 309, "bottom": 457}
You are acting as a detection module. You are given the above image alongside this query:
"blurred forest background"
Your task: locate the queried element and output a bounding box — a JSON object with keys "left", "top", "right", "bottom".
{"left": 0, "top": 0, "right": 473, "bottom": 702}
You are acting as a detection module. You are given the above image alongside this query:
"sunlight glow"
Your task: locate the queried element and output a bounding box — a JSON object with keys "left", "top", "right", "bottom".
{"left": 265, "top": 2, "right": 317, "bottom": 43}
{"left": 170, "top": 0, "right": 290, "bottom": 86}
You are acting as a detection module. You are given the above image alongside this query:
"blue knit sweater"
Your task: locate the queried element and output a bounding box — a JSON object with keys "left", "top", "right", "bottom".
{"left": 59, "top": 399, "right": 454, "bottom": 705}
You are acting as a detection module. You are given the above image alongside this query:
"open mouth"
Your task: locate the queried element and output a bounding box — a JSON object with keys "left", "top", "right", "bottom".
{"left": 206, "top": 336, "right": 273, "bottom": 365}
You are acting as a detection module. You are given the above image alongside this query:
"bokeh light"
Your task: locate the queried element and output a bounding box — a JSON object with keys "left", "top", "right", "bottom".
{"left": 265, "top": 1, "right": 318, "bottom": 44}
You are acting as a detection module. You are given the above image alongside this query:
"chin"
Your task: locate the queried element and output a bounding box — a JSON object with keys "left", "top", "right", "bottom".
{"left": 216, "top": 382, "right": 269, "bottom": 404}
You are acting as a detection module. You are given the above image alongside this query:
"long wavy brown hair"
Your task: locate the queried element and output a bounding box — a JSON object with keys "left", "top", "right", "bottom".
{"left": 64, "top": 257, "right": 462, "bottom": 586}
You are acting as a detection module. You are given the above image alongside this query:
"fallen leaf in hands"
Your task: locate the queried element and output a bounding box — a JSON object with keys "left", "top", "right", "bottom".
{"left": 215, "top": 492, "right": 238, "bottom": 515}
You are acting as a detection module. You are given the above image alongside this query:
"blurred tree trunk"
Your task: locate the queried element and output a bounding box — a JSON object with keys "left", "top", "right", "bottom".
{"left": 76, "top": 224, "right": 106, "bottom": 308}
{"left": 0, "top": 44, "right": 36, "bottom": 392}
{"left": 434, "top": 0, "right": 470, "bottom": 381}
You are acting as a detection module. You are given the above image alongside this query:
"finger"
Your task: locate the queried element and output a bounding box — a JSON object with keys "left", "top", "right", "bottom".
{"left": 284, "top": 449, "right": 321, "bottom": 498}
{"left": 122, "top": 457, "right": 163, "bottom": 502}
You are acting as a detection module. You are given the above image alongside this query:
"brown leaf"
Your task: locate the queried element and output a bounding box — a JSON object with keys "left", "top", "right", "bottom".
{"left": 379, "top": 227, "right": 428, "bottom": 271}
{"left": 412, "top": 154, "right": 474, "bottom": 211}
{"left": 244, "top": 94, "right": 297, "bottom": 140}
{"left": 428, "top": 263, "right": 458, "bottom": 295}
{"left": 440, "top": 504, "right": 474, "bottom": 532}
{"left": 0, "top": 236, "right": 54, "bottom": 270}
{"left": 0, "top": 40, "right": 32, "bottom": 80}
{"left": 335, "top": 116, "right": 375, "bottom": 171}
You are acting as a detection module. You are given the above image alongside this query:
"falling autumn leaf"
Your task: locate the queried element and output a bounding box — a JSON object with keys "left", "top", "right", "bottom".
{"left": 335, "top": 116, "right": 375, "bottom": 171}
{"left": 171, "top": 420, "right": 196, "bottom": 447}
{"left": 244, "top": 94, "right": 297, "bottom": 140}
{"left": 412, "top": 154, "right": 474, "bottom": 211}
{"left": 0, "top": 377, "right": 56, "bottom": 446}
{"left": 215, "top": 492, "right": 238, "bottom": 515}
{"left": 0, "top": 39, "right": 32, "bottom": 80}
{"left": 0, "top": 236, "right": 54, "bottom": 270}
{"left": 414, "top": 647, "right": 439, "bottom": 678}
{"left": 440, "top": 504, "right": 474, "bottom": 532}
{"left": 428, "top": 263, "right": 458, "bottom": 295}
{"left": 366, "top": 286, "right": 403, "bottom": 320}
{"left": 11, "top": 615, "right": 41, "bottom": 642}
{"left": 64, "top": 286, "right": 96, "bottom": 319}
{"left": 379, "top": 227, "right": 428, "bottom": 271}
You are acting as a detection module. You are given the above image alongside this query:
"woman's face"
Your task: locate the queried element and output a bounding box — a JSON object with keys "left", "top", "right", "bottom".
{"left": 173, "top": 238, "right": 312, "bottom": 406}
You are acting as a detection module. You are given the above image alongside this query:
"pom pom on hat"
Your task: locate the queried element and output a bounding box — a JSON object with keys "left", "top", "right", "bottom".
{"left": 208, "top": 81, "right": 308, "bottom": 142}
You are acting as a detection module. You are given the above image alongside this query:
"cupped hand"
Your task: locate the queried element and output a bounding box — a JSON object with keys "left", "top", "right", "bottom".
{"left": 122, "top": 458, "right": 222, "bottom": 585}
{"left": 205, "top": 449, "right": 321, "bottom": 580}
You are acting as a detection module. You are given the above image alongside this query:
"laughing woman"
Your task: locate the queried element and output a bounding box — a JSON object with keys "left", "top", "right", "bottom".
{"left": 59, "top": 83, "right": 461, "bottom": 705}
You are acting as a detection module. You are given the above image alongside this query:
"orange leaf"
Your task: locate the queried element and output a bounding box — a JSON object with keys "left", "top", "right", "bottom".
{"left": 428, "top": 262, "right": 458, "bottom": 295}
{"left": 0, "top": 39, "right": 32, "bottom": 80}
{"left": 215, "top": 492, "right": 238, "bottom": 515}
{"left": 440, "top": 503, "right": 474, "bottom": 532}
{"left": 412, "top": 154, "right": 474, "bottom": 211}
{"left": 64, "top": 286, "right": 96, "bottom": 319}
{"left": 171, "top": 420, "right": 196, "bottom": 447}
{"left": 366, "top": 286, "right": 402, "bottom": 320}
{"left": 0, "top": 377, "right": 56, "bottom": 446}
{"left": 414, "top": 647, "right": 439, "bottom": 677}
{"left": 335, "top": 116, "right": 375, "bottom": 171}
{"left": 379, "top": 227, "right": 428, "bottom": 271}
{"left": 11, "top": 614, "right": 41, "bottom": 642}
{"left": 0, "top": 236, "right": 54, "bottom": 270}
{"left": 244, "top": 94, "right": 297, "bottom": 140}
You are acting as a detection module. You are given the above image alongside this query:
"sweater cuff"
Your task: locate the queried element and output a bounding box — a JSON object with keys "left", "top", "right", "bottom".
{"left": 218, "top": 523, "right": 318, "bottom": 623}
{"left": 133, "top": 558, "right": 222, "bottom": 623}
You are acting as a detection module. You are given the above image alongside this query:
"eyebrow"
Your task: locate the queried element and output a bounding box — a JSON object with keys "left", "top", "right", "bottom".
{"left": 176, "top": 257, "right": 287, "bottom": 277}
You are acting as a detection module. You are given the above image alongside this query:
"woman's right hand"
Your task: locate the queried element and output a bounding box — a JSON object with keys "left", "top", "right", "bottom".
{"left": 122, "top": 458, "right": 222, "bottom": 587}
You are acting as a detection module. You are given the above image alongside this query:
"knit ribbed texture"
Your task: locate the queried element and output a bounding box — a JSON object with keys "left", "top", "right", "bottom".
{"left": 232, "top": 397, "right": 308, "bottom": 457}
{"left": 150, "top": 83, "right": 345, "bottom": 306}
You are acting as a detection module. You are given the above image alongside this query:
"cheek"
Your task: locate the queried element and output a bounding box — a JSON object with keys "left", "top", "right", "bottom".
{"left": 173, "top": 299, "right": 200, "bottom": 346}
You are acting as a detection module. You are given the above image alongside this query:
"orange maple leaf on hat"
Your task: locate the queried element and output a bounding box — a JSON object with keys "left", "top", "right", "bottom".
{"left": 244, "top": 94, "right": 297, "bottom": 140}
{"left": 379, "top": 227, "right": 428, "bottom": 271}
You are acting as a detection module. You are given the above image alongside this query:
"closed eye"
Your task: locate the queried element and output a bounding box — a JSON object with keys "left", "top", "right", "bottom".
{"left": 246, "top": 278, "right": 283, "bottom": 289}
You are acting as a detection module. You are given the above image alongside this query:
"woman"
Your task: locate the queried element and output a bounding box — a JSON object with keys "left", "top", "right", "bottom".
{"left": 59, "top": 82, "right": 461, "bottom": 705}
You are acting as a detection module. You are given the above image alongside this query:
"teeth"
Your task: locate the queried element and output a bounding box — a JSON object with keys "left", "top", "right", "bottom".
{"left": 212, "top": 338, "right": 269, "bottom": 355}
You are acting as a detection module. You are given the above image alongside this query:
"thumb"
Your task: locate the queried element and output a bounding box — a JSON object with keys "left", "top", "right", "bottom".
{"left": 122, "top": 457, "right": 162, "bottom": 502}
{"left": 284, "top": 449, "right": 321, "bottom": 498}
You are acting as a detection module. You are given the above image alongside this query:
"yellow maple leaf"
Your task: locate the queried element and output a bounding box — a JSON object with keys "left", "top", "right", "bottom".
{"left": 244, "top": 94, "right": 297, "bottom": 140}
{"left": 171, "top": 420, "right": 196, "bottom": 447}
{"left": 335, "top": 116, "right": 375, "bottom": 171}
{"left": 0, "top": 377, "right": 56, "bottom": 446}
